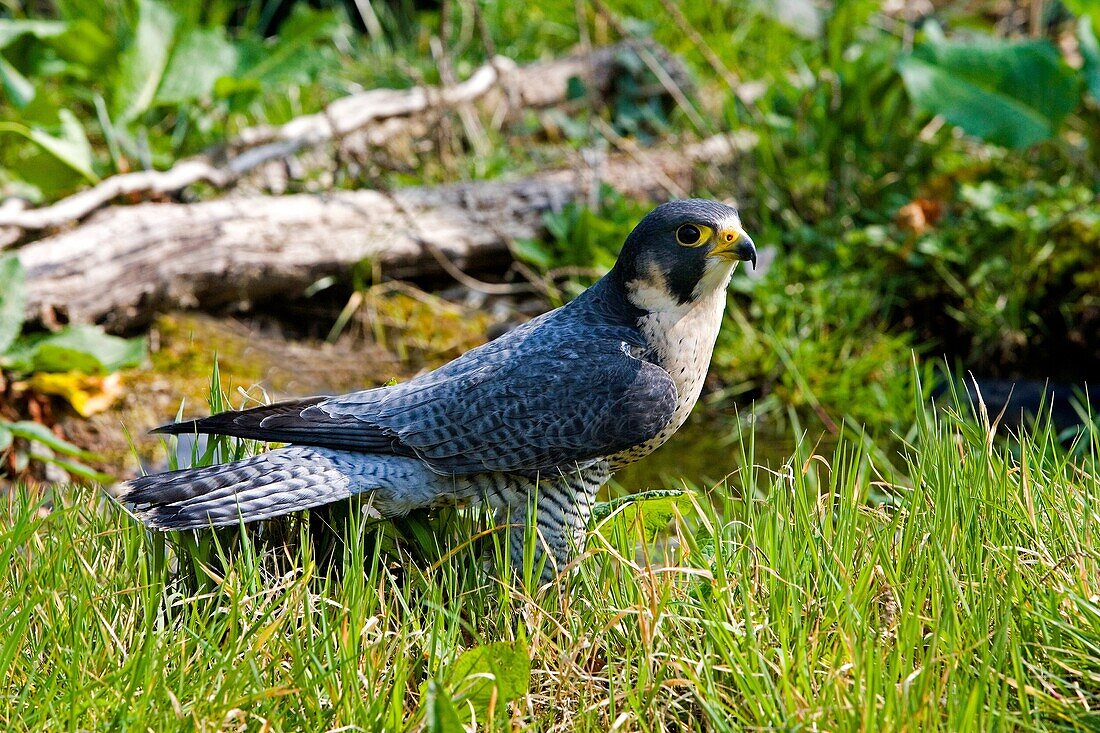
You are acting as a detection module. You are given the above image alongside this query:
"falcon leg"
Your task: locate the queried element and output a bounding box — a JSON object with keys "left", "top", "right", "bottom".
{"left": 500, "top": 465, "right": 608, "bottom": 584}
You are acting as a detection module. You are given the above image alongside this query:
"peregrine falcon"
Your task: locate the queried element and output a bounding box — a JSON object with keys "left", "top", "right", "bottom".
{"left": 113, "top": 199, "right": 756, "bottom": 581}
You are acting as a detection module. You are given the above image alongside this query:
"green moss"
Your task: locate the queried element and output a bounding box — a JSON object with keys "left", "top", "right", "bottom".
{"left": 147, "top": 313, "right": 265, "bottom": 404}
{"left": 346, "top": 287, "right": 495, "bottom": 371}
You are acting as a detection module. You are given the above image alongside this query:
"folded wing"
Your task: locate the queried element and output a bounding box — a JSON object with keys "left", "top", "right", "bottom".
{"left": 155, "top": 320, "right": 677, "bottom": 475}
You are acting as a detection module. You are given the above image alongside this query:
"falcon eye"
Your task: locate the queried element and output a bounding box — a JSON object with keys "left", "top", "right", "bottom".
{"left": 676, "top": 224, "right": 702, "bottom": 246}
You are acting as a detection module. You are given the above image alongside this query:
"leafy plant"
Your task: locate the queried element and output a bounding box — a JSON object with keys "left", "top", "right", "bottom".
{"left": 512, "top": 185, "right": 649, "bottom": 303}
{"left": 0, "top": 256, "right": 146, "bottom": 381}
{"left": 0, "top": 418, "right": 111, "bottom": 482}
{"left": 0, "top": 255, "right": 145, "bottom": 481}
{"left": 723, "top": 1, "right": 1098, "bottom": 420}
{"left": 0, "top": 1, "right": 346, "bottom": 202}
{"left": 421, "top": 641, "right": 531, "bottom": 729}
{"left": 899, "top": 23, "right": 1081, "bottom": 149}
{"left": 0, "top": 18, "right": 68, "bottom": 109}
{"left": 592, "top": 488, "right": 693, "bottom": 545}
{"left": 835, "top": 165, "right": 1100, "bottom": 376}
{"left": 739, "top": 3, "right": 942, "bottom": 240}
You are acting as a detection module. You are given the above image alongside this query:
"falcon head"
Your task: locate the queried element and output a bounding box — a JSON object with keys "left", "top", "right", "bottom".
{"left": 611, "top": 199, "right": 756, "bottom": 311}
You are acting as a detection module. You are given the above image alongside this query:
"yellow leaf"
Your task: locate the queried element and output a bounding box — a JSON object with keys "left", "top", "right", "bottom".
{"left": 27, "top": 371, "right": 123, "bottom": 417}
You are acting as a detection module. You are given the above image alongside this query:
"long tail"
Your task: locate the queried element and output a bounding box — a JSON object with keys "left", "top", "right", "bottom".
{"left": 110, "top": 446, "right": 446, "bottom": 530}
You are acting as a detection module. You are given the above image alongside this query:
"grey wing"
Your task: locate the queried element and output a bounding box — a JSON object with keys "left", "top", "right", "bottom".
{"left": 336, "top": 338, "right": 679, "bottom": 473}
{"left": 155, "top": 336, "right": 678, "bottom": 475}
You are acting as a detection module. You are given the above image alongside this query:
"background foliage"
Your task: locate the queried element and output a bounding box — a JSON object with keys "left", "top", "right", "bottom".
{"left": 1, "top": 1, "right": 1099, "bottom": 729}
{"left": 2, "top": 1, "right": 1097, "bottom": 432}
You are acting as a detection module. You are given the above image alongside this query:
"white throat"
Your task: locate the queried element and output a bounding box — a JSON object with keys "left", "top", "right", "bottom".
{"left": 625, "top": 261, "right": 734, "bottom": 444}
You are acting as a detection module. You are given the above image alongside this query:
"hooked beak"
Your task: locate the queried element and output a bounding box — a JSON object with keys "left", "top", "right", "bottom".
{"left": 711, "top": 225, "right": 757, "bottom": 269}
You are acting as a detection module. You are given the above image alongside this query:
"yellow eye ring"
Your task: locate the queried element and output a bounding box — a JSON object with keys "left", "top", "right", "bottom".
{"left": 676, "top": 223, "right": 712, "bottom": 247}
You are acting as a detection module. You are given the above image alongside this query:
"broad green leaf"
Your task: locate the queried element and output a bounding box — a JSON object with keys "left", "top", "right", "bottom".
{"left": 1080, "top": 16, "right": 1100, "bottom": 103}
{"left": 0, "top": 144, "right": 75, "bottom": 200}
{"left": 8, "top": 324, "right": 146, "bottom": 375}
{"left": 212, "top": 75, "right": 262, "bottom": 99}
{"left": 423, "top": 680, "right": 463, "bottom": 733}
{"left": 155, "top": 26, "right": 238, "bottom": 105}
{"left": 449, "top": 641, "right": 530, "bottom": 724}
{"left": 0, "top": 255, "right": 25, "bottom": 354}
{"left": 0, "top": 334, "right": 43, "bottom": 374}
{"left": 0, "top": 55, "right": 35, "bottom": 108}
{"left": 113, "top": 0, "right": 178, "bottom": 121}
{"left": 236, "top": 5, "right": 337, "bottom": 86}
{"left": 0, "top": 423, "right": 12, "bottom": 453}
{"left": 898, "top": 34, "right": 1080, "bottom": 148}
{"left": 26, "top": 110, "right": 97, "bottom": 182}
{"left": 592, "top": 488, "right": 688, "bottom": 522}
{"left": 50, "top": 19, "right": 114, "bottom": 69}
{"left": 0, "top": 19, "right": 67, "bottom": 49}
{"left": 593, "top": 489, "right": 693, "bottom": 544}
{"left": 1, "top": 112, "right": 98, "bottom": 183}
{"left": 28, "top": 452, "right": 112, "bottom": 483}
{"left": 511, "top": 238, "right": 554, "bottom": 270}
{"left": 7, "top": 420, "right": 96, "bottom": 460}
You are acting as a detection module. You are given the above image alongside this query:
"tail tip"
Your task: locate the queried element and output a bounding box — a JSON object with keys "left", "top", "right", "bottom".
{"left": 150, "top": 421, "right": 191, "bottom": 436}
{"left": 106, "top": 478, "right": 134, "bottom": 501}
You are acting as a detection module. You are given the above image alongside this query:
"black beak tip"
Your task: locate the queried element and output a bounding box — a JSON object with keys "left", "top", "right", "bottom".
{"left": 735, "top": 237, "right": 758, "bottom": 270}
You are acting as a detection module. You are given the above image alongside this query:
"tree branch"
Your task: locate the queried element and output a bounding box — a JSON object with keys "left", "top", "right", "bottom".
{"left": 17, "top": 134, "right": 751, "bottom": 330}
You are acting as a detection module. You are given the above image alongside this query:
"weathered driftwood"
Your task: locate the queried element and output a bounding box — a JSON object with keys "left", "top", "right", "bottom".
{"left": 18, "top": 134, "right": 748, "bottom": 330}
{"left": 0, "top": 41, "right": 681, "bottom": 242}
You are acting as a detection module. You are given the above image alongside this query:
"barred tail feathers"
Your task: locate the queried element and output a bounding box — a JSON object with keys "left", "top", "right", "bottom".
{"left": 111, "top": 446, "right": 446, "bottom": 530}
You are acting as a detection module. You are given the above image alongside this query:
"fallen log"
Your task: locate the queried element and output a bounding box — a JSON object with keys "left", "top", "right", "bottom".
{"left": 18, "top": 134, "right": 749, "bottom": 330}
{"left": 0, "top": 40, "right": 687, "bottom": 243}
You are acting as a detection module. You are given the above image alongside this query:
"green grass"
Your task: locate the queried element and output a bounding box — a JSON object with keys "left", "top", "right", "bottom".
{"left": 3, "top": 395, "right": 1099, "bottom": 731}
{"left": 3, "top": 4, "right": 1098, "bottom": 728}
